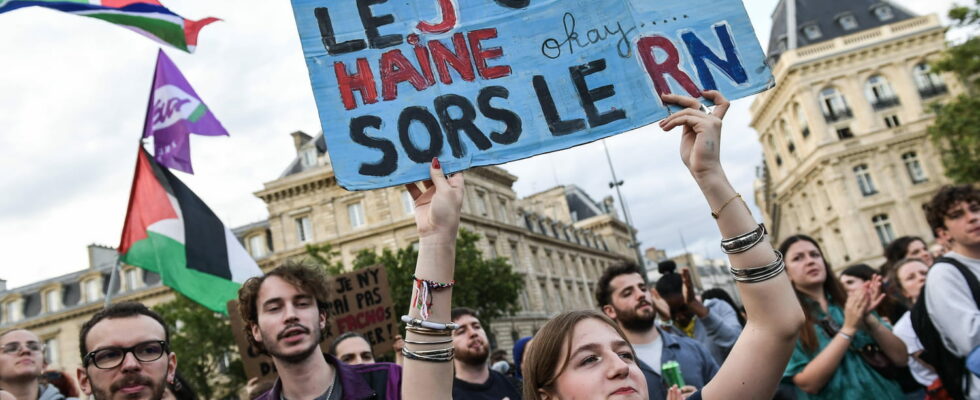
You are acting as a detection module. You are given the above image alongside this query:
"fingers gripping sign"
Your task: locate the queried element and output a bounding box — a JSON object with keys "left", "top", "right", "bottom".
{"left": 404, "top": 158, "right": 465, "bottom": 240}
{"left": 658, "top": 91, "right": 731, "bottom": 179}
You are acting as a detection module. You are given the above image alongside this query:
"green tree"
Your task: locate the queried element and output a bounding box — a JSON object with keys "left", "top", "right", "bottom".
{"left": 152, "top": 294, "right": 246, "bottom": 400}
{"left": 304, "top": 242, "right": 345, "bottom": 275}
{"left": 929, "top": 0, "right": 980, "bottom": 183}
{"left": 310, "top": 229, "right": 524, "bottom": 330}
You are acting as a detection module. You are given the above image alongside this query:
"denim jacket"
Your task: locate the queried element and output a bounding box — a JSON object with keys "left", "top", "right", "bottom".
{"left": 637, "top": 327, "right": 719, "bottom": 400}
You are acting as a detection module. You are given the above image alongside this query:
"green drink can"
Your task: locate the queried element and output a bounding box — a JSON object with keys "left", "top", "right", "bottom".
{"left": 661, "top": 360, "right": 686, "bottom": 388}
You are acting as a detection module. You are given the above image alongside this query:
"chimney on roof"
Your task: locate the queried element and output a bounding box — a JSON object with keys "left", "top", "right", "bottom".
{"left": 291, "top": 131, "right": 313, "bottom": 152}
{"left": 88, "top": 244, "right": 118, "bottom": 269}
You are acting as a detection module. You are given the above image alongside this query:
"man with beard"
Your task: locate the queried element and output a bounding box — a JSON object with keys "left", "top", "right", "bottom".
{"left": 596, "top": 264, "right": 718, "bottom": 400}
{"left": 76, "top": 302, "right": 176, "bottom": 400}
{"left": 238, "top": 262, "right": 401, "bottom": 400}
{"left": 0, "top": 329, "right": 70, "bottom": 400}
{"left": 451, "top": 308, "right": 521, "bottom": 400}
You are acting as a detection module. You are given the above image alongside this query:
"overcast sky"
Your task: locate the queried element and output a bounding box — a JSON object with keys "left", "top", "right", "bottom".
{"left": 0, "top": 0, "right": 961, "bottom": 289}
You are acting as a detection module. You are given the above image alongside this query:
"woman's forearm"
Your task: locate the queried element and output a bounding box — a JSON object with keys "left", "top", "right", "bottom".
{"left": 792, "top": 334, "right": 852, "bottom": 394}
{"left": 402, "top": 236, "right": 456, "bottom": 400}
{"left": 866, "top": 317, "right": 909, "bottom": 366}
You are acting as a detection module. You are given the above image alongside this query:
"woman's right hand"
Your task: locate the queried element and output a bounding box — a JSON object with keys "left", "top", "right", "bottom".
{"left": 405, "top": 158, "right": 465, "bottom": 242}
{"left": 842, "top": 288, "right": 868, "bottom": 333}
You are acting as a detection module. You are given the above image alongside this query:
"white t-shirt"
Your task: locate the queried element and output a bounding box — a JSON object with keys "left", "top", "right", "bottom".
{"left": 633, "top": 334, "right": 664, "bottom": 375}
{"left": 893, "top": 311, "right": 938, "bottom": 387}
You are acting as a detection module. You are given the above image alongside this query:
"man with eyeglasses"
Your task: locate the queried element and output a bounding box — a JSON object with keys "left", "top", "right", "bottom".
{"left": 76, "top": 302, "right": 176, "bottom": 400}
{"left": 0, "top": 329, "right": 70, "bottom": 400}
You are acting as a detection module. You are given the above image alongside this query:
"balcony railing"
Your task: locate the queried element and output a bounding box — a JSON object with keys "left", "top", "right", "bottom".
{"left": 919, "top": 84, "right": 948, "bottom": 99}
{"left": 872, "top": 97, "right": 901, "bottom": 111}
{"left": 823, "top": 108, "right": 853, "bottom": 123}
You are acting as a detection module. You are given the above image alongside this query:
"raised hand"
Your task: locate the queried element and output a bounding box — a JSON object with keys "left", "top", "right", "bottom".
{"left": 659, "top": 90, "right": 731, "bottom": 180}
{"left": 681, "top": 269, "right": 709, "bottom": 318}
{"left": 405, "top": 158, "right": 465, "bottom": 241}
{"left": 650, "top": 288, "right": 673, "bottom": 321}
{"left": 842, "top": 287, "right": 868, "bottom": 333}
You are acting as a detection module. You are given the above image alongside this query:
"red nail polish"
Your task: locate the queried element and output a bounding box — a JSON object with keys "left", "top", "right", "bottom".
{"left": 432, "top": 157, "right": 441, "bottom": 169}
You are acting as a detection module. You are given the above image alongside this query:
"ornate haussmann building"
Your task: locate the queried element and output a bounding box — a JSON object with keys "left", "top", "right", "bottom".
{"left": 1, "top": 131, "right": 639, "bottom": 376}
{"left": 752, "top": 0, "right": 963, "bottom": 269}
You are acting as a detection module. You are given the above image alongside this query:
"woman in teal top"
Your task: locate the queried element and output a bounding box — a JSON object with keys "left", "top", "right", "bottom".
{"left": 778, "top": 235, "right": 908, "bottom": 400}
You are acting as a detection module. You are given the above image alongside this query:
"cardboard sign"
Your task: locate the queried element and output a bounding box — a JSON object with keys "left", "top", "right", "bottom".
{"left": 229, "top": 264, "right": 399, "bottom": 381}
{"left": 288, "top": 0, "right": 774, "bottom": 190}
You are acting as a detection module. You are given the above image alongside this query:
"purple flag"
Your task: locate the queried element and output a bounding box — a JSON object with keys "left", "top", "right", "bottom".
{"left": 143, "top": 49, "right": 228, "bottom": 174}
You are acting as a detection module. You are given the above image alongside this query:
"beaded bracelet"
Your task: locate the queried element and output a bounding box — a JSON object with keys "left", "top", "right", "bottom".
{"left": 411, "top": 276, "right": 455, "bottom": 320}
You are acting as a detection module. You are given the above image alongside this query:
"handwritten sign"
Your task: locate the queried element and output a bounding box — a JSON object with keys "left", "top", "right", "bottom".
{"left": 289, "top": 0, "right": 774, "bottom": 190}
{"left": 228, "top": 264, "right": 399, "bottom": 381}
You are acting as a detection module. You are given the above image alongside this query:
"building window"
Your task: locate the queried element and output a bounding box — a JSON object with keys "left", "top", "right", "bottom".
{"left": 777, "top": 35, "right": 788, "bottom": 52}
{"left": 837, "top": 14, "right": 859, "bottom": 30}
{"left": 854, "top": 164, "right": 878, "bottom": 196}
{"left": 347, "top": 203, "right": 366, "bottom": 229}
{"left": 401, "top": 191, "right": 415, "bottom": 215}
{"left": 85, "top": 279, "right": 102, "bottom": 302}
{"left": 487, "top": 239, "right": 498, "bottom": 259}
{"left": 780, "top": 120, "right": 795, "bottom": 153}
{"left": 865, "top": 75, "right": 900, "bottom": 110}
{"left": 819, "top": 88, "right": 852, "bottom": 122}
{"left": 913, "top": 63, "right": 947, "bottom": 99}
{"left": 45, "top": 290, "right": 61, "bottom": 312}
{"left": 795, "top": 103, "right": 810, "bottom": 138}
{"left": 5, "top": 299, "right": 23, "bottom": 323}
{"left": 836, "top": 127, "right": 854, "bottom": 140}
{"left": 802, "top": 24, "right": 822, "bottom": 40}
{"left": 125, "top": 269, "right": 141, "bottom": 291}
{"left": 301, "top": 147, "right": 317, "bottom": 167}
{"left": 497, "top": 198, "right": 509, "bottom": 223}
{"left": 872, "top": 214, "right": 896, "bottom": 247}
{"left": 44, "top": 338, "right": 58, "bottom": 366}
{"left": 295, "top": 216, "right": 313, "bottom": 243}
{"left": 248, "top": 235, "right": 267, "bottom": 258}
{"left": 884, "top": 115, "right": 901, "bottom": 128}
{"left": 873, "top": 5, "right": 894, "bottom": 21}
{"left": 475, "top": 190, "right": 489, "bottom": 216}
{"left": 509, "top": 242, "right": 520, "bottom": 264}
{"left": 903, "top": 152, "right": 928, "bottom": 184}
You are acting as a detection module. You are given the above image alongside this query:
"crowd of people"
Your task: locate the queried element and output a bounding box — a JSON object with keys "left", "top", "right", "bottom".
{"left": 0, "top": 92, "right": 977, "bottom": 400}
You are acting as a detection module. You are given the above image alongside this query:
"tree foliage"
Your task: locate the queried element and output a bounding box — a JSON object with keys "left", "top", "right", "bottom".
{"left": 152, "top": 294, "right": 246, "bottom": 400}
{"left": 308, "top": 229, "right": 524, "bottom": 329}
{"left": 304, "top": 242, "right": 345, "bottom": 275}
{"left": 928, "top": 0, "right": 980, "bottom": 183}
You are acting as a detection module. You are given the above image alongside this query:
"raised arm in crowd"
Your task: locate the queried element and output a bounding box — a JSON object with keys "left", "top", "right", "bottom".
{"left": 400, "top": 91, "right": 806, "bottom": 400}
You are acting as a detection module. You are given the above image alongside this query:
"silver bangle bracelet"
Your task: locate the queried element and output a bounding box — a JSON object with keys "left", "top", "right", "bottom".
{"left": 403, "top": 338, "right": 453, "bottom": 345}
{"left": 401, "top": 347, "right": 455, "bottom": 362}
{"left": 729, "top": 251, "right": 786, "bottom": 283}
{"left": 401, "top": 315, "right": 459, "bottom": 331}
{"left": 838, "top": 331, "right": 854, "bottom": 341}
{"left": 720, "top": 223, "right": 767, "bottom": 254}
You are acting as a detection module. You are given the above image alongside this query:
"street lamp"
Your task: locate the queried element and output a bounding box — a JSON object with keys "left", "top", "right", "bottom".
{"left": 602, "top": 140, "right": 645, "bottom": 264}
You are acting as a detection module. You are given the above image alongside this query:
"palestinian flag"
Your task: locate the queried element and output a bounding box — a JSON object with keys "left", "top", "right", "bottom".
{"left": 118, "top": 147, "right": 262, "bottom": 313}
{"left": 0, "top": 0, "right": 218, "bottom": 53}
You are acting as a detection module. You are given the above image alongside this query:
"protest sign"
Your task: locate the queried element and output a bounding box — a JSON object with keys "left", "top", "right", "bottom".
{"left": 228, "top": 264, "right": 399, "bottom": 381}
{"left": 289, "top": 0, "right": 774, "bottom": 190}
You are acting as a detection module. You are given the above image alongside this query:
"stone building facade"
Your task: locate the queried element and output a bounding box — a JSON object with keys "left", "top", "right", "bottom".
{"left": 240, "top": 131, "right": 638, "bottom": 352}
{"left": 752, "top": 0, "right": 961, "bottom": 269}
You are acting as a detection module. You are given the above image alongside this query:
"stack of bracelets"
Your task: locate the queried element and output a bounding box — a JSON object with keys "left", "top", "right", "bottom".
{"left": 717, "top": 213, "right": 785, "bottom": 283}
{"left": 402, "top": 276, "right": 457, "bottom": 362}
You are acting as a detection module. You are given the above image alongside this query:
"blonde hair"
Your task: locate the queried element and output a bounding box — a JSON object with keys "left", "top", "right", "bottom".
{"left": 521, "top": 310, "right": 636, "bottom": 399}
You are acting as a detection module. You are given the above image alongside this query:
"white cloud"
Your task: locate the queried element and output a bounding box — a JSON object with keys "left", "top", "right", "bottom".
{"left": 0, "top": 0, "right": 960, "bottom": 288}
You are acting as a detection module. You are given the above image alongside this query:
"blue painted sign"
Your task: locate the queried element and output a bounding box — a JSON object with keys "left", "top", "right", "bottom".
{"left": 289, "top": 0, "right": 774, "bottom": 190}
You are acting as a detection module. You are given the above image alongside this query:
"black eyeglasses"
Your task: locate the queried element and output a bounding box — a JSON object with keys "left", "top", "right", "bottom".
{"left": 1, "top": 341, "right": 43, "bottom": 355}
{"left": 84, "top": 340, "right": 169, "bottom": 369}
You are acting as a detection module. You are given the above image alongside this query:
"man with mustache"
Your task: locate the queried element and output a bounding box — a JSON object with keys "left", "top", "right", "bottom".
{"left": 239, "top": 262, "right": 401, "bottom": 400}
{"left": 0, "top": 329, "right": 71, "bottom": 400}
{"left": 76, "top": 301, "right": 176, "bottom": 400}
{"left": 597, "top": 264, "right": 718, "bottom": 400}
{"left": 451, "top": 308, "right": 522, "bottom": 400}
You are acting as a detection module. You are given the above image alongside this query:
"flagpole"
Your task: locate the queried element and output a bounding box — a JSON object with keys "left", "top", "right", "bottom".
{"left": 104, "top": 259, "right": 121, "bottom": 309}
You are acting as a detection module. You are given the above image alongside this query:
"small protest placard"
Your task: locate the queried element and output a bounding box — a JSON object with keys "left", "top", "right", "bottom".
{"left": 288, "top": 0, "right": 773, "bottom": 190}
{"left": 228, "top": 264, "right": 399, "bottom": 381}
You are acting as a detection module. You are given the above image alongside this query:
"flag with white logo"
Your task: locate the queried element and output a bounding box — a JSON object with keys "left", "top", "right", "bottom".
{"left": 143, "top": 49, "right": 228, "bottom": 174}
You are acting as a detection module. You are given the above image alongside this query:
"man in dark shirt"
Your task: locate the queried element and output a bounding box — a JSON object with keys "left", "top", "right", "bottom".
{"left": 451, "top": 308, "right": 521, "bottom": 400}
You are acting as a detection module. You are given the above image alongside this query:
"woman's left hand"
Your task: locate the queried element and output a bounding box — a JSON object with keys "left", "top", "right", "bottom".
{"left": 659, "top": 90, "right": 731, "bottom": 180}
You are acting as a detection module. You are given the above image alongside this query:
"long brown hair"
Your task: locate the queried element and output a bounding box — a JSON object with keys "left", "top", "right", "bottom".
{"left": 521, "top": 310, "right": 637, "bottom": 400}
{"left": 778, "top": 235, "right": 848, "bottom": 354}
